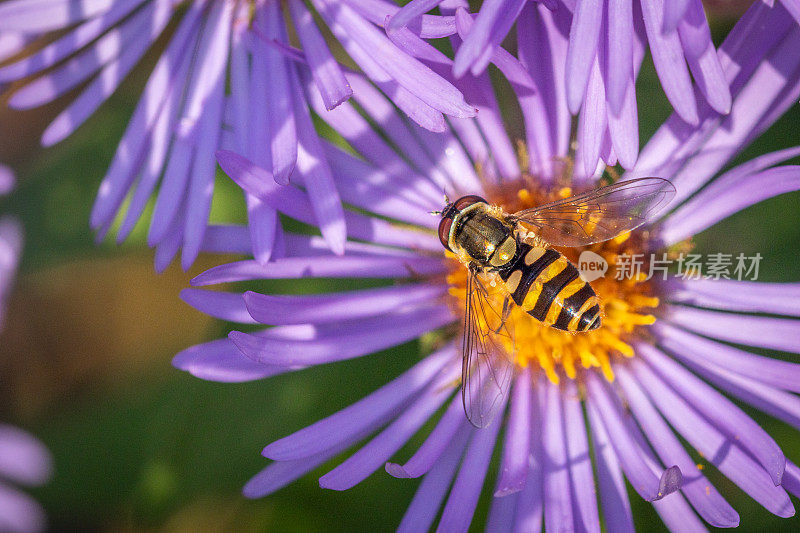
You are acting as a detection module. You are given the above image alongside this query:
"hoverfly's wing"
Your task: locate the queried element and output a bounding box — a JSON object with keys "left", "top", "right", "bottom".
{"left": 509, "top": 178, "right": 676, "bottom": 247}
{"left": 461, "top": 266, "right": 515, "bottom": 428}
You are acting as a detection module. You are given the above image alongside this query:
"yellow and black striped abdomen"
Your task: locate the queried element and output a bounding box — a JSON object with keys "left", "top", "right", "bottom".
{"left": 497, "top": 243, "right": 601, "bottom": 332}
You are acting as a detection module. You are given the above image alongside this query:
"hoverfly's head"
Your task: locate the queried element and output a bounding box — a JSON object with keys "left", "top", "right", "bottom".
{"left": 436, "top": 195, "right": 487, "bottom": 252}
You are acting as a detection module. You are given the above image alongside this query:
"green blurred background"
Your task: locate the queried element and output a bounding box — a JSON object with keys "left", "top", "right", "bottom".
{"left": 1, "top": 4, "right": 800, "bottom": 532}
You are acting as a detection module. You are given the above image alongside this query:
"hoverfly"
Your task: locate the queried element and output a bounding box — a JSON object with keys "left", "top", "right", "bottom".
{"left": 437, "top": 178, "right": 676, "bottom": 427}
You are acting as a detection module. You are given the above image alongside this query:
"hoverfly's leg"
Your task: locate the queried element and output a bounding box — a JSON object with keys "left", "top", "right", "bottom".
{"left": 494, "top": 295, "right": 513, "bottom": 335}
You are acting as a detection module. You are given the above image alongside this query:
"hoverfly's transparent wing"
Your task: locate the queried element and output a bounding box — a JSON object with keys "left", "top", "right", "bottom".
{"left": 509, "top": 178, "right": 676, "bottom": 247}
{"left": 461, "top": 266, "right": 515, "bottom": 428}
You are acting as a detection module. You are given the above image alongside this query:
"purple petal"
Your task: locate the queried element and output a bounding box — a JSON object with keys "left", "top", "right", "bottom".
{"left": 605, "top": 0, "right": 633, "bottom": 113}
{"left": 0, "top": 425, "right": 52, "bottom": 487}
{"left": 615, "top": 365, "right": 739, "bottom": 527}
{"left": 322, "top": 143, "right": 441, "bottom": 226}
{"left": 318, "top": 367, "right": 458, "bottom": 490}
{"left": 785, "top": 461, "right": 800, "bottom": 498}
{"left": 288, "top": 73, "right": 346, "bottom": 255}
{"left": 256, "top": 3, "right": 297, "bottom": 186}
{"left": 216, "top": 150, "right": 440, "bottom": 252}
{"left": 201, "top": 225, "right": 253, "bottom": 255}
{"left": 662, "top": 0, "right": 691, "bottom": 33}
{"left": 396, "top": 426, "right": 470, "bottom": 533}
{"left": 486, "top": 490, "right": 518, "bottom": 533}
{"left": 288, "top": 0, "right": 352, "bottom": 110}
{"left": 493, "top": 367, "right": 531, "bottom": 496}
{"left": 586, "top": 398, "right": 635, "bottom": 533}
{"left": 0, "top": 0, "right": 119, "bottom": 32}
{"left": 654, "top": 322, "right": 800, "bottom": 393}
{"left": 664, "top": 304, "right": 800, "bottom": 354}
{"left": 0, "top": 0, "right": 145, "bottom": 83}
{"left": 677, "top": 0, "right": 731, "bottom": 114}
{"left": 244, "top": 284, "right": 446, "bottom": 326}
{"left": 386, "top": 396, "right": 469, "bottom": 479}
{"left": 660, "top": 166, "right": 800, "bottom": 245}
{"left": 437, "top": 404, "right": 503, "bottom": 532}
{"left": 669, "top": 343, "right": 800, "bottom": 432}
{"left": 541, "top": 379, "right": 574, "bottom": 530}
{"left": 664, "top": 278, "right": 800, "bottom": 317}
{"left": 453, "top": 0, "right": 525, "bottom": 77}
{"left": 311, "top": 0, "right": 475, "bottom": 120}
{"left": 37, "top": 0, "right": 177, "bottom": 146}
{"left": 89, "top": 0, "right": 203, "bottom": 232}
{"left": 585, "top": 373, "right": 680, "bottom": 502}
{"left": 638, "top": 343, "right": 786, "bottom": 486}
{"left": 229, "top": 304, "right": 453, "bottom": 366}
{"left": 346, "top": 0, "right": 455, "bottom": 38}
{"left": 262, "top": 346, "right": 455, "bottom": 461}
{"left": 172, "top": 338, "right": 293, "bottom": 383}
{"left": 651, "top": 491, "right": 708, "bottom": 533}
{"left": 190, "top": 255, "right": 445, "bottom": 286}
{"left": 639, "top": 0, "right": 699, "bottom": 124}
{"left": 565, "top": 0, "right": 603, "bottom": 114}
{"left": 180, "top": 1, "right": 233, "bottom": 269}
{"left": 631, "top": 357, "right": 795, "bottom": 517}
{"left": 575, "top": 58, "right": 608, "bottom": 181}
{"left": 563, "top": 379, "right": 601, "bottom": 532}
{"left": 180, "top": 289, "right": 255, "bottom": 324}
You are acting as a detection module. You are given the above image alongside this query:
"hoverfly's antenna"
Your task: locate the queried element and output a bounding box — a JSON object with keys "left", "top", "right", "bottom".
{"left": 428, "top": 190, "right": 451, "bottom": 216}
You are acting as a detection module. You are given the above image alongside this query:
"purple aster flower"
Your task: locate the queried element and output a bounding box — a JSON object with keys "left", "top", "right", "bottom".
{"left": 173, "top": 1, "right": 800, "bottom": 530}
{"left": 0, "top": 0, "right": 473, "bottom": 269}
{"left": 0, "top": 169, "right": 53, "bottom": 533}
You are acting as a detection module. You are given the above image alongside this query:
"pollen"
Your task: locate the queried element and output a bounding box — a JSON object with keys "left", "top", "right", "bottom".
{"left": 443, "top": 180, "right": 662, "bottom": 385}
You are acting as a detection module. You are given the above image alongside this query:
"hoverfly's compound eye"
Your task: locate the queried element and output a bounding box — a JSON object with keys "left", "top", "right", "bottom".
{"left": 452, "top": 195, "right": 487, "bottom": 211}
{"left": 438, "top": 215, "right": 454, "bottom": 251}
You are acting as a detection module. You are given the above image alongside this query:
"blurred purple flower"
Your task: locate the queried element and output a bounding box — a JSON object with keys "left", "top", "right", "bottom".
{"left": 0, "top": 0, "right": 472, "bottom": 269}
{"left": 0, "top": 170, "right": 53, "bottom": 533}
{"left": 0, "top": 425, "right": 52, "bottom": 533}
{"left": 173, "top": 1, "right": 800, "bottom": 530}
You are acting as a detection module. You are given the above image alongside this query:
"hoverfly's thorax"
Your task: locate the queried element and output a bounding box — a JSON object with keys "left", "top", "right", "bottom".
{"left": 437, "top": 195, "right": 517, "bottom": 268}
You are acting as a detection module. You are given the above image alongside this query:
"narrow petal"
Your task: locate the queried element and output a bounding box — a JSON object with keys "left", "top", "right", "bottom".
{"left": 654, "top": 322, "right": 800, "bottom": 393}
{"left": 180, "top": 289, "right": 256, "bottom": 324}
{"left": 565, "top": 0, "right": 603, "bottom": 114}
{"left": 541, "top": 379, "right": 574, "bottom": 530}
{"left": 662, "top": 0, "right": 691, "bottom": 33}
{"left": 0, "top": 0, "right": 119, "bottom": 32}
{"left": 664, "top": 278, "right": 800, "bottom": 317}
{"left": 616, "top": 365, "right": 740, "bottom": 527}
{"left": 585, "top": 373, "right": 681, "bottom": 502}
{"left": 632, "top": 358, "right": 795, "bottom": 517}
{"left": 677, "top": 0, "right": 731, "bottom": 114}
{"left": 511, "top": 381, "right": 544, "bottom": 533}
{"left": 259, "top": 2, "right": 297, "bottom": 186}
{"left": 386, "top": 395, "right": 468, "bottom": 479}
{"left": 229, "top": 304, "right": 453, "bottom": 366}
{"left": 587, "top": 399, "right": 635, "bottom": 533}
{"left": 639, "top": 342, "right": 786, "bottom": 485}
{"left": 262, "top": 346, "right": 455, "bottom": 461}
{"left": 0, "top": 482, "right": 47, "bottom": 533}
{"left": 172, "top": 338, "right": 292, "bottom": 383}
{"left": 639, "top": 0, "right": 699, "bottom": 124}
{"left": 243, "top": 283, "right": 446, "bottom": 326}
{"left": 319, "top": 368, "right": 458, "bottom": 490}
{"left": 661, "top": 166, "right": 800, "bottom": 245}
{"left": 191, "top": 255, "right": 445, "bottom": 286}
{"left": 563, "top": 379, "right": 601, "bottom": 533}
{"left": 312, "top": 0, "right": 475, "bottom": 119}
{"left": 664, "top": 304, "right": 800, "bottom": 354}
{"left": 288, "top": 0, "right": 352, "bottom": 109}
{"left": 493, "top": 367, "right": 532, "bottom": 496}
{"left": 437, "top": 404, "right": 503, "bottom": 532}
{"left": 397, "top": 427, "right": 470, "bottom": 533}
